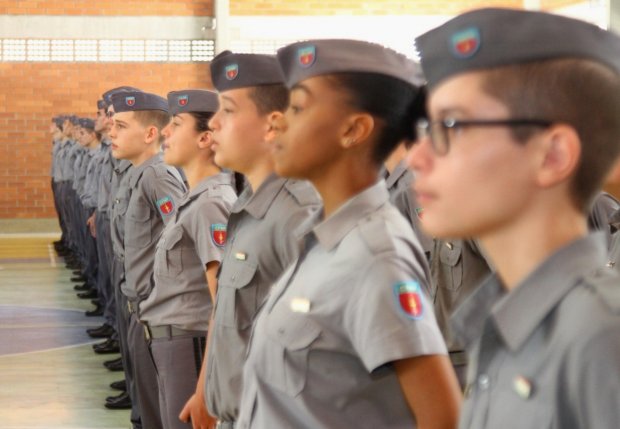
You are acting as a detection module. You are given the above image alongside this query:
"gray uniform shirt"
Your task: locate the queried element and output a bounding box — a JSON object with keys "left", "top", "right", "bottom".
{"left": 386, "top": 161, "right": 433, "bottom": 256}
{"left": 452, "top": 233, "right": 620, "bottom": 429}
{"left": 140, "top": 172, "right": 237, "bottom": 331}
{"left": 606, "top": 208, "right": 620, "bottom": 273}
{"left": 97, "top": 142, "right": 114, "bottom": 216}
{"left": 205, "top": 174, "right": 321, "bottom": 422}
{"left": 110, "top": 159, "right": 134, "bottom": 260}
{"left": 78, "top": 148, "right": 99, "bottom": 208}
{"left": 588, "top": 191, "right": 620, "bottom": 247}
{"left": 121, "top": 154, "right": 186, "bottom": 302}
{"left": 56, "top": 139, "right": 74, "bottom": 182}
{"left": 237, "top": 181, "right": 446, "bottom": 429}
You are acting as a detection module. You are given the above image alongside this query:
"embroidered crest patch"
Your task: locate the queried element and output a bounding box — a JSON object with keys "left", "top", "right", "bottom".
{"left": 225, "top": 64, "right": 239, "bottom": 80}
{"left": 156, "top": 196, "right": 175, "bottom": 217}
{"left": 211, "top": 223, "right": 227, "bottom": 247}
{"left": 415, "top": 207, "right": 424, "bottom": 220}
{"left": 297, "top": 45, "right": 316, "bottom": 68}
{"left": 125, "top": 96, "right": 136, "bottom": 107}
{"left": 178, "top": 95, "right": 188, "bottom": 106}
{"left": 393, "top": 281, "right": 424, "bottom": 320}
{"left": 450, "top": 27, "right": 481, "bottom": 58}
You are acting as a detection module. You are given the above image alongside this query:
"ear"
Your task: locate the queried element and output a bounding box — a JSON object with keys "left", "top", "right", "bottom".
{"left": 340, "top": 113, "right": 375, "bottom": 149}
{"left": 265, "top": 111, "right": 285, "bottom": 143}
{"left": 605, "top": 157, "right": 620, "bottom": 184}
{"left": 197, "top": 130, "right": 213, "bottom": 149}
{"left": 144, "top": 125, "right": 160, "bottom": 145}
{"left": 536, "top": 124, "right": 581, "bottom": 188}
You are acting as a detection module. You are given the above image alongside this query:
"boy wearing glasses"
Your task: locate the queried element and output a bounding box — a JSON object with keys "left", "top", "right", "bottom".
{"left": 409, "top": 8, "right": 620, "bottom": 429}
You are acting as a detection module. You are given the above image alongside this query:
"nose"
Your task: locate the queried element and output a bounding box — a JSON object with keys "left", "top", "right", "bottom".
{"left": 161, "top": 122, "right": 171, "bottom": 139}
{"left": 271, "top": 113, "right": 287, "bottom": 135}
{"left": 208, "top": 111, "right": 220, "bottom": 131}
{"left": 406, "top": 136, "right": 435, "bottom": 175}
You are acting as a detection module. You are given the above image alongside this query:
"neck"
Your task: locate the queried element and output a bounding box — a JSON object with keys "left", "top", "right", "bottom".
{"left": 131, "top": 147, "right": 159, "bottom": 167}
{"left": 311, "top": 157, "right": 378, "bottom": 217}
{"left": 244, "top": 158, "right": 275, "bottom": 193}
{"left": 87, "top": 139, "right": 101, "bottom": 150}
{"left": 183, "top": 158, "right": 221, "bottom": 190}
{"left": 384, "top": 144, "right": 407, "bottom": 174}
{"left": 479, "top": 197, "right": 588, "bottom": 290}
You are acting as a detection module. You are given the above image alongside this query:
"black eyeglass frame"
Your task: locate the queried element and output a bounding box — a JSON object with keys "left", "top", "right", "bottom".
{"left": 416, "top": 117, "right": 553, "bottom": 155}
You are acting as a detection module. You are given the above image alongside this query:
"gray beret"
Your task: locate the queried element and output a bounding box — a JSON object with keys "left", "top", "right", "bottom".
{"left": 167, "top": 89, "right": 219, "bottom": 116}
{"left": 416, "top": 7, "right": 620, "bottom": 89}
{"left": 277, "top": 39, "right": 423, "bottom": 88}
{"left": 111, "top": 91, "right": 169, "bottom": 114}
{"left": 102, "top": 86, "right": 142, "bottom": 106}
{"left": 97, "top": 99, "right": 106, "bottom": 110}
{"left": 78, "top": 118, "right": 95, "bottom": 130}
{"left": 69, "top": 115, "right": 80, "bottom": 125}
{"left": 210, "top": 51, "right": 284, "bottom": 92}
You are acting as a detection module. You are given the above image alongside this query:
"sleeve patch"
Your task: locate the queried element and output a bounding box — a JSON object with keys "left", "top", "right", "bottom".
{"left": 393, "top": 281, "right": 424, "bottom": 320}
{"left": 157, "top": 196, "right": 175, "bottom": 217}
{"left": 211, "top": 223, "right": 227, "bottom": 247}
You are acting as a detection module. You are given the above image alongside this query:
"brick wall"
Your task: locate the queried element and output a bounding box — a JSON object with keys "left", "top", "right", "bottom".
{"left": 230, "top": 0, "right": 584, "bottom": 15}
{"left": 0, "top": 63, "right": 211, "bottom": 218}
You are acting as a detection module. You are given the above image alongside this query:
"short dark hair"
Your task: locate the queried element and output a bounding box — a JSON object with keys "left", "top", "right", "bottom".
{"left": 325, "top": 72, "right": 419, "bottom": 165}
{"left": 248, "top": 84, "right": 289, "bottom": 115}
{"left": 133, "top": 110, "right": 171, "bottom": 144}
{"left": 480, "top": 59, "right": 620, "bottom": 212}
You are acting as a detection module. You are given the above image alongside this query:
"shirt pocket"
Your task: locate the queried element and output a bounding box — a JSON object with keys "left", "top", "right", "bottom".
{"left": 156, "top": 227, "right": 184, "bottom": 277}
{"left": 267, "top": 318, "right": 322, "bottom": 397}
{"left": 439, "top": 241, "right": 463, "bottom": 291}
{"left": 216, "top": 258, "right": 259, "bottom": 329}
{"left": 126, "top": 203, "right": 152, "bottom": 248}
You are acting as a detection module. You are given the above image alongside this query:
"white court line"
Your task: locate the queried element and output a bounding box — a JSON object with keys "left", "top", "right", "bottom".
{"left": 0, "top": 339, "right": 103, "bottom": 359}
{"left": 0, "top": 233, "right": 60, "bottom": 238}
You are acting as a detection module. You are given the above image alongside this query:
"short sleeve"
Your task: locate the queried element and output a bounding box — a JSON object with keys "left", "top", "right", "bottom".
{"left": 145, "top": 167, "right": 186, "bottom": 225}
{"left": 190, "top": 196, "right": 231, "bottom": 267}
{"left": 345, "top": 254, "right": 447, "bottom": 373}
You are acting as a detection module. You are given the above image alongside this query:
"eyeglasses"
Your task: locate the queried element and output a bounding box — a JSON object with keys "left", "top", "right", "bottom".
{"left": 415, "top": 117, "right": 553, "bottom": 156}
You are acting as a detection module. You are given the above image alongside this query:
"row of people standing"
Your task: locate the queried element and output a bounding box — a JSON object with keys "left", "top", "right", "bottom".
{"left": 49, "top": 6, "right": 620, "bottom": 429}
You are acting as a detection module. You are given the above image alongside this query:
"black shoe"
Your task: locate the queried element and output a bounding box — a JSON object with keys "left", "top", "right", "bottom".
{"left": 73, "top": 283, "right": 91, "bottom": 291}
{"left": 77, "top": 289, "right": 98, "bottom": 299}
{"left": 104, "top": 391, "right": 132, "bottom": 409}
{"left": 106, "top": 359, "right": 124, "bottom": 372}
{"left": 71, "top": 275, "right": 86, "bottom": 282}
{"left": 85, "top": 305, "right": 104, "bottom": 317}
{"left": 93, "top": 338, "right": 120, "bottom": 354}
{"left": 110, "top": 379, "right": 127, "bottom": 391}
{"left": 106, "top": 391, "right": 127, "bottom": 403}
{"left": 87, "top": 323, "right": 114, "bottom": 337}
{"left": 103, "top": 356, "right": 122, "bottom": 368}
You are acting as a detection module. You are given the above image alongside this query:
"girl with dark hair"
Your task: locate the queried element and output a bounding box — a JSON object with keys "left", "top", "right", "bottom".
{"left": 237, "top": 40, "right": 461, "bottom": 429}
{"left": 138, "top": 89, "right": 237, "bottom": 429}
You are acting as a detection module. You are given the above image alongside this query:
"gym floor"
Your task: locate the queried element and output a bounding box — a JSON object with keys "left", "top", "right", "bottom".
{"left": 0, "top": 234, "right": 130, "bottom": 429}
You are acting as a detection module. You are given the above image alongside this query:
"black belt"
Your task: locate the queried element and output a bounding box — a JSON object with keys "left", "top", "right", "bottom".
{"left": 144, "top": 325, "right": 204, "bottom": 341}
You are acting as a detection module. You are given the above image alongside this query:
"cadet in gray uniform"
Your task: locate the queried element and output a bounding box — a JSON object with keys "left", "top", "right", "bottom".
{"left": 412, "top": 8, "right": 620, "bottom": 428}
{"left": 109, "top": 90, "right": 186, "bottom": 429}
{"left": 139, "top": 89, "right": 237, "bottom": 429}
{"left": 181, "top": 53, "right": 321, "bottom": 428}
{"left": 237, "top": 39, "right": 462, "bottom": 429}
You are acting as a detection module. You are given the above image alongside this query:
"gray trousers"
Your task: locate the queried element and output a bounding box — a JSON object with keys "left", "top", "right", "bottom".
{"left": 112, "top": 257, "right": 141, "bottom": 427}
{"left": 95, "top": 213, "right": 115, "bottom": 328}
{"left": 150, "top": 334, "right": 206, "bottom": 429}
{"left": 127, "top": 312, "right": 164, "bottom": 429}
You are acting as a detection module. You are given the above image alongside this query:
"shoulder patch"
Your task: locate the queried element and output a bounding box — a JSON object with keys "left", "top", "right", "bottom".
{"left": 211, "top": 223, "right": 227, "bottom": 247}
{"left": 157, "top": 196, "right": 175, "bottom": 217}
{"left": 284, "top": 180, "right": 321, "bottom": 207}
{"left": 393, "top": 281, "right": 424, "bottom": 320}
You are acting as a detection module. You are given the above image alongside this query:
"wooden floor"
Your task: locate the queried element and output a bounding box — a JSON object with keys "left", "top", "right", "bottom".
{"left": 0, "top": 234, "right": 130, "bottom": 429}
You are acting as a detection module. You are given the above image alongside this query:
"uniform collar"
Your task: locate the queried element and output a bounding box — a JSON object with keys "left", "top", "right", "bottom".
{"left": 114, "top": 158, "right": 132, "bottom": 174}
{"left": 610, "top": 208, "right": 620, "bottom": 232}
{"left": 129, "top": 153, "right": 162, "bottom": 188}
{"left": 451, "top": 233, "right": 608, "bottom": 352}
{"left": 232, "top": 173, "right": 286, "bottom": 219}
{"left": 310, "top": 180, "right": 389, "bottom": 251}
{"left": 181, "top": 172, "right": 233, "bottom": 207}
{"left": 385, "top": 160, "right": 410, "bottom": 190}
